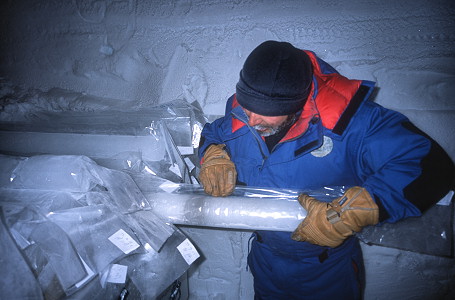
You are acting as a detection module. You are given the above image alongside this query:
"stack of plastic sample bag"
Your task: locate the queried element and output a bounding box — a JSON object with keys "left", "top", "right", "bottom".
{"left": 0, "top": 154, "right": 200, "bottom": 299}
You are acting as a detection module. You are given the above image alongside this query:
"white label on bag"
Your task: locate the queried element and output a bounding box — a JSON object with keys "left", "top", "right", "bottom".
{"left": 107, "top": 264, "right": 128, "bottom": 284}
{"left": 108, "top": 229, "right": 140, "bottom": 254}
{"left": 177, "top": 238, "right": 200, "bottom": 265}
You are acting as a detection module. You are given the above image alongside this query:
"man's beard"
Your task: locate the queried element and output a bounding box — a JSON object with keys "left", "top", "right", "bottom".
{"left": 253, "top": 114, "right": 297, "bottom": 137}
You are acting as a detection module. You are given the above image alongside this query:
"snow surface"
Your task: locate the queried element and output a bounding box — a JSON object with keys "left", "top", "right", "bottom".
{"left": 1, "top": 0, "right": 454, "bottom": 299}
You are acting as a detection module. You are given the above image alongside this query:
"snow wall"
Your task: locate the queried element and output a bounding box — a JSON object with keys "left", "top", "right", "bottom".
{"left": 1, "top": 0, "right": 455, "bottom": 299}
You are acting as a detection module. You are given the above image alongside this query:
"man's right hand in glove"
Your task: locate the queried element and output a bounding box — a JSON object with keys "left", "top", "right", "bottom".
{"left": 291, "top": 186, "right": 379, "bottom": 247}
{"left": 198, "top": 144, "right": 237, "bottom": 197}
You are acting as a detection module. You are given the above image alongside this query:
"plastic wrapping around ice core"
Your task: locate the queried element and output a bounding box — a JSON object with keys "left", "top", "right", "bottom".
{"left": 146, "top": 184, "right": 319, "bottom": 232}
{"left": 135, "top": 173, "right": 454, "bottom": 257}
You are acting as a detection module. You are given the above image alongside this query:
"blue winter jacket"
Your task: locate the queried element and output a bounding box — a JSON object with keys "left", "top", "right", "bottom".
{"left": 199, "top": 50, "right": 454, "bottom": 250}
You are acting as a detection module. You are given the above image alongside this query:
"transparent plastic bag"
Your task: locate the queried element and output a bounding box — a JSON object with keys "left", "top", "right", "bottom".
{"left": 0, "top": 189, "right": 109, "bottom": 214}
{"left": 47, "top": 205, "right": 145, "bottom": 274}
{"left": 2, "top": 155, "right": 100, "bottom": 192}
{"left": 119, "top": 228, "right": 199, "bottom": 299}
{"left": 2, "top": 203, "right": 88, "bottom": 296}
{"left": 358, "top": 193, "right": 454, "bottom": 257}
{"left": 0, "top": 207, "right": 44, "bottom": 300}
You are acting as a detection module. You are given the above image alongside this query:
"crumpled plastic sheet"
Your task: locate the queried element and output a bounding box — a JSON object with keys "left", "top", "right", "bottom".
{"left": 46, "top": 205, "right": 147, "bottom": 273}
{"left": 0, "top": 99, "right": 206, "bottom": 138}
{"left": 118, "top": 229, "right": 198, "bottom": 300}
{"left": 0, "top": 207, "right": 43, "bottom": 300}
{"left": 357, "top": 195, "right": 454, "bottom": 257}
{"left": 2, "top": 203, "right": 88, "bottom": 298}
{"left": 0, "top": 154, "right": 196, "bottom": 299}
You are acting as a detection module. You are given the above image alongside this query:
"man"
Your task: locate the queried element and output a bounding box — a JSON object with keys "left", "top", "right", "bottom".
{"left": 198, "top": 41, "right": 454, "bottom": 299}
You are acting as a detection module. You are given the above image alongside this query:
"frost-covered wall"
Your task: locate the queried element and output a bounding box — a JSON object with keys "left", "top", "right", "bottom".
{"left": 1, "top": 0, "right": 455, "bottom": 299}
{"left": 1, "top": 0, "right": 454, "bottom": 158}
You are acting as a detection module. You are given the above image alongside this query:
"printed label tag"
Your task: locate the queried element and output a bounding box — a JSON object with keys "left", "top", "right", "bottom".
{"left": 177, "top": 238, "right": 200, "bottom": 265}
{"left": 108, "top": 229, "right": 140, "bottom": 254}
{"left": 107, "top": 264, "right": 128, "bottom": 284}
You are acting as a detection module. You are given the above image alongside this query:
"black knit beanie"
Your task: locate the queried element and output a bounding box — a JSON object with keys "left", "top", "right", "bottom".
{"left": 236, "top": 41, "right": 313, "bottom": 116}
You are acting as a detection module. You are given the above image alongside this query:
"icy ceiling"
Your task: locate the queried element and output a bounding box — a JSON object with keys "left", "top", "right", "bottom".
{"left": 1, "top": 1, "right": 453, "bottom": 110}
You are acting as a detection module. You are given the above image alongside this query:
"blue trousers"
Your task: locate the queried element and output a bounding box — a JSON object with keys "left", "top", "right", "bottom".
{"left": 247, "top": 233, "right": 364, "bottom": 300}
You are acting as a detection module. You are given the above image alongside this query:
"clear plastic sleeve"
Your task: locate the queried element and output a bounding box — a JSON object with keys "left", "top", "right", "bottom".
{"left": 136, "top": 175, "right": 453, "bottom": 257}
{"left": 2, "top": 203, "right": 88, "bottom": 296}
{"left": 119, "top": 228, "right": 199, "bottom": 299}
{"left": 0, "top": 155, "right": 100, "bottom": 192}
{"left": 144, "top": 184, "right": 347, "bottom": 232}
{"left": 358, "top": 197, "right": 454, "bottom": 257}
{"left": 46, "top": 205, "right": 145, "bottom": 274}
{"left": 147, "top": 189, "right": 303, "bottom": 232}
{"left": 0, "top": 207, "right": 44, "bottom": 300}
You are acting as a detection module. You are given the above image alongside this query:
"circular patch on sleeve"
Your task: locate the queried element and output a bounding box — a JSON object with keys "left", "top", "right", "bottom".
{"left": 311, "top": 136, "right": 333, "bottom": 157}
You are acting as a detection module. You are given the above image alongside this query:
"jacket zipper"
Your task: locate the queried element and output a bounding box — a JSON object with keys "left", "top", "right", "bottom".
{"left": 231, "top": 112, "right": 321, "bottom": 169}
{"left": 231, "top": 111, "right": 268, "bottom": 165}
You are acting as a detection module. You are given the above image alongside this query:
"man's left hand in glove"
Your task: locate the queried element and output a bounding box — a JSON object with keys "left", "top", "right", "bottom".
{"left": 291, "top": 186, "right": 379, "bottom": 248}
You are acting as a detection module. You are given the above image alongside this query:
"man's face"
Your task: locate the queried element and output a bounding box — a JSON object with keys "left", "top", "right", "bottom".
{"left": 243, "top": 108, "right": 294, "bottom": 137}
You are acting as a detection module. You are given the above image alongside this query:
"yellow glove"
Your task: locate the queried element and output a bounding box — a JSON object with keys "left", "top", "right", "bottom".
{"left": 291, "top": 186, "right": 379, "bottom": 247}
{"left": 198, "top": 144, "right": 237, "bottom": 197}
